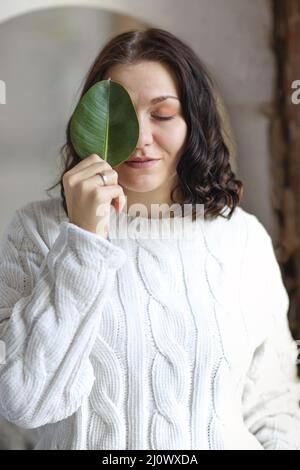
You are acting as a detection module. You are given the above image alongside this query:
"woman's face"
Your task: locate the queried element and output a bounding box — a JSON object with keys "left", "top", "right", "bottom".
{"left": 104, "top": 61, "right": 188, "bottom": 197}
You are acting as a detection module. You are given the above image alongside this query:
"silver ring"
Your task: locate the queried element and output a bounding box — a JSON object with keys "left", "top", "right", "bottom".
{"left": 98, "top": 172, "right": 108, "bottom": 186}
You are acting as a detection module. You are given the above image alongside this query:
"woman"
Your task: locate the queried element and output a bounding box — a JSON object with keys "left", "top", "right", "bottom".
{"left": 0, "top": 28, "right": 300, "bottom": 450}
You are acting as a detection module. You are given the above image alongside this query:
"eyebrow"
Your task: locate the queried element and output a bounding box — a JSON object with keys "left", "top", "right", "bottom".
{"left": 150, "top": 95, "right": 180, "bottom": 104}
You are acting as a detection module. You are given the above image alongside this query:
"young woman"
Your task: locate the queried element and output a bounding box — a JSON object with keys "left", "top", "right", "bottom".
{"left": 0, "top": 28, "right": 300, "bottom": 450}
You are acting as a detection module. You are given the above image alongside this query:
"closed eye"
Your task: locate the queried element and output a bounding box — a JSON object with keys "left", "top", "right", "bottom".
{"left": 152, "top": 115, "right": 175, "bottom": 121}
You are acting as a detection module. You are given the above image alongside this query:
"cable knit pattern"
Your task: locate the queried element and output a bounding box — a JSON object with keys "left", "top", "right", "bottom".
{"left": 137, "top": 240, "right": 193, "bottom": 449}
{"left": 200, "top": 222, "right": 247, "bottom": 449}
{"left": 87, "top": 296, "right": 126, "bottom": 450}
{"left": 0, "top": 207, "right": 126, "bottom": 431}
{"left": 0, "top": 196, "right": 300, "bottom": 450}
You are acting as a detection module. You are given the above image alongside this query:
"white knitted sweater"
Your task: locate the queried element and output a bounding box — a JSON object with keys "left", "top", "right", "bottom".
{"left": 0, "top": 196, "right": 300, "bottom": 450}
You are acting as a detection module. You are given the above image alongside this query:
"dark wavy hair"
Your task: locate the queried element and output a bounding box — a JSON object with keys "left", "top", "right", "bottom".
{"left": 47, "top": 27, "right": 244, "bottom": 220}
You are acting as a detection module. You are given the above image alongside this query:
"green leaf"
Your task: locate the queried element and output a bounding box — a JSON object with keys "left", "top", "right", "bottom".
{"left": 70, "top": 78, "right": 139, "bottom": 166}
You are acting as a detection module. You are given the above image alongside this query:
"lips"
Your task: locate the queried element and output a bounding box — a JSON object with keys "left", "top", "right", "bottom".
{"left": 127, "top": 156, "right": 158, "bottom": 162}
{"left": 125, "top": 159, "right": 160, "bottom": 169}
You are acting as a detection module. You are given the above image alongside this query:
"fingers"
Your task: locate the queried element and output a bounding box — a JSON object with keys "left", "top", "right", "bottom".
{"left": 118, "top": 192, "right": 127, "bottom": 213}
{"left": 65, "top": 154, "right": 109, "bottom": 177}
{"left": 66, "top": 164, "right": 118, "bottom": 188}
{"left": 62, "top": 153, "right": 126, "bottom": 222}
{"left": 77, "top": 174, "right": 124, "bottom": 200}
{"left": 83, "top": 166, "right": 118, "bottom": 186}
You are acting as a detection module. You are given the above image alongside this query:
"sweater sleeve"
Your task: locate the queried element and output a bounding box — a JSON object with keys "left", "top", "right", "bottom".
{"left": 0, "top": 208, "right": 127, "bottom": 429}
{"left": 241, "top": 215, "right": 300, "bottom": 450}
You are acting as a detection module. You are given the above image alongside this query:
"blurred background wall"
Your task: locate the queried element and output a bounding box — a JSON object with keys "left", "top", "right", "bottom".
{"left": 272, "top": 0, "right": 300, "bottom": 361}
{"left": 1, "top": 0, "right": 298, "bottom": 450}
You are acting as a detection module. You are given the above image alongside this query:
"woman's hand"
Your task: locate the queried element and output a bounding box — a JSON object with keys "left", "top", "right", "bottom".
{"left": 63, "top": 153, "right": 126, "bottom": 238}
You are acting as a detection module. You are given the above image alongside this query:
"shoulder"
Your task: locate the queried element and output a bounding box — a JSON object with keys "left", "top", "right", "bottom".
{"left": 16, "top": 196, "right": 65, "bottom": 224}
{"left": 202, "top": 204, "right": 272, "bottom": 261}
{"left": 231, "top": 206, "right": 275, "bottom": 263}
{"left": 221, "top": 204, "right": 270, "bottom": 238}
{"left": 231, "top": 206, "right": 287, "bottom": 316}
{"left": 9, "top": 197, "right": 67, "bottom": 252}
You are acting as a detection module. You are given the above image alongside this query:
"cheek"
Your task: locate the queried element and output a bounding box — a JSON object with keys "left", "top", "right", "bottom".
{"left": 159, "top": 121, "right": 187, "bottom": 155}
{"left": 114, "top": 167, "right": 125, "bottom": 180}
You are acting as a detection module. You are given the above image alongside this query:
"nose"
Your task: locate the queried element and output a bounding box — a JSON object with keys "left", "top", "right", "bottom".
{"left": 135, "top": 115, "right": 154, "bottom": 150}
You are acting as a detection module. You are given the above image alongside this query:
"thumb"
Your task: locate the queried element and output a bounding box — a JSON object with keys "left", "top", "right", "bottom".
{"left": 118, "top": 193, "right": 127, "bottom": 213}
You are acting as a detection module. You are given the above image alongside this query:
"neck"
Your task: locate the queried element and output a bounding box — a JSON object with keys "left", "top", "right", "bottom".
{"left": 122, "top": 182, "right": 183, "bottom": 219}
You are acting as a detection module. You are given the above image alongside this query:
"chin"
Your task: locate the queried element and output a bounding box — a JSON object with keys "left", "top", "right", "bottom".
{"left": 120, "top": 175, "right": 162, "bottom": 193}
{"left": 124, "top": 182, "right": 160, "bottom": 193}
